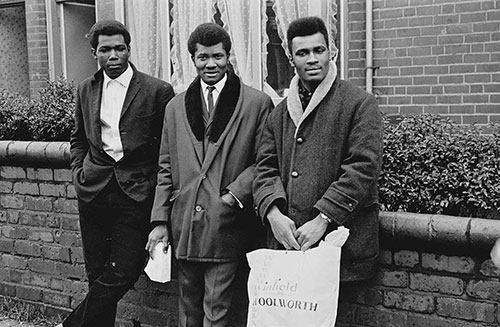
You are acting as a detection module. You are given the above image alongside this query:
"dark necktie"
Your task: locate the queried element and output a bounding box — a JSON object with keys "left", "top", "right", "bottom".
{"left": 207, "top": 86, "right": 215, "bottom": 114}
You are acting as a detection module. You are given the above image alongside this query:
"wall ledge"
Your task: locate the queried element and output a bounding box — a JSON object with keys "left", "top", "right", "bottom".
{"left": 0, "top": 141, "right": 498, "bottom": 252}
{"left": 0, "top": 140, "right": 70, "bottom": 168}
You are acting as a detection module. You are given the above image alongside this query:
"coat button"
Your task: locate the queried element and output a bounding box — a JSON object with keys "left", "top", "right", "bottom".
{"left": 291, "top": 171, "right": 299, "bottom": 178}
{"left": 195, "top": 205, "right": 202, "bottom": 212}
{"left": 296, "top": 137, "right": 304, "bottom": 144}
{"left": 202, "top": 174, "right": 207, "bottom": 180}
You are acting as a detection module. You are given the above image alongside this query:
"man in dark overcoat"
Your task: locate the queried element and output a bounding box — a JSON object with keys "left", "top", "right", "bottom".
{"left": 146, "top": 23, "right": 273, "bottom": 327}
{"left": 64, "top": 20, "right": 174, "bottom": 326}
{"left": 253, "top": 16, "right": 383, "bottom": 282}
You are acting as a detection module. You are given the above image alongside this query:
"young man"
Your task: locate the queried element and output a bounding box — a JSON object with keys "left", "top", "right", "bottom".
{"left": 253, "top": 16, "right": 383, "bottom": 282}
{"left": 65, "top": 20, "right": 174, "bottom": 326}
{"left": 146, "top": 23, "right": 273, "bottom": 327}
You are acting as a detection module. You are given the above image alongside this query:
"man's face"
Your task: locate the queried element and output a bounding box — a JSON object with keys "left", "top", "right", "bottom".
{"left": 92, "top": 34, "right": 130, "bottom": 79}
{"left": 290, "top": 32, "right": 330, "bottom": 90}
{"left": 192, "top": 42, "right": 228, "bottom": 85}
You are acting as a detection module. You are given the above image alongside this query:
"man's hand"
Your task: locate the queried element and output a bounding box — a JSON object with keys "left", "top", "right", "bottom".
{"left": 146, "top": 224, "right": 169, "bottom": 259}
{"left": 294, "top": 214, "right": 328, "bottom": 251}
{"left": 266, "top": 205, "right": 300, "bottom": 250}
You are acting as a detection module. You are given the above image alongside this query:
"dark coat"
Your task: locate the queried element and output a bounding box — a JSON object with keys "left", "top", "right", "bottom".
{"left": 253, "top": 78, "right": 383, "bottom": 282}
{"left": 150, "top": 72, "right": 274, "bottom": 262}
{"left": 70, "top": 64, "right": 174, "bottom": 203}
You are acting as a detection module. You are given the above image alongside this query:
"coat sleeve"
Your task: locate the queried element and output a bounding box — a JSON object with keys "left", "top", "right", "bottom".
{"left": 313, "top": 94, "right": 382, "bottom": 225}
{"left": 69, "top": 86, "right": 88, "bottom": 179}
{"left": 225, "top": 96, "right": 274, "bottom": 208}
{"left": 253, "top": 107, "right": 288, "bottom": 221}
{"left": 150, "top": 103, "right": 175, "bottom": 223}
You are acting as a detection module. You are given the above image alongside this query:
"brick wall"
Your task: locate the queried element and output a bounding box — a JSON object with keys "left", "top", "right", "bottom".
{"left": 0, "top": 143, "right": 500, "bottom": 326}
{"left": 347, "top": 0, "right": 500, "bottom": 124}
{"left": 24, "top": 0, "right": 49, "bottom": 98}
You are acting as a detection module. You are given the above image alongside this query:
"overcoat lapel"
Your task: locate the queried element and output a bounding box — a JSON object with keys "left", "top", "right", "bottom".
{"left": 184, "top": 72, "right": 241, "bottom": 169}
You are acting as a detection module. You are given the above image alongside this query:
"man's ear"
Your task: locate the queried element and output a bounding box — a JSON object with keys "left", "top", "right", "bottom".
{"left": 289, "top": 56, "right": 295, "bottom": 68}
{"left": 91, "top": 48, "right": 97, "bottom": 60}
{"left": 191, "top": 55, "right": 195, "bottom": 64}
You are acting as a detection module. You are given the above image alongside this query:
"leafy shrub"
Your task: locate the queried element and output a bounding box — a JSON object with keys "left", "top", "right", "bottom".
{"left": 0, "top": 89, "right": 34, "bottom": 140}
{"left": 0, "top": 78, "right": 76, "bottom": 141}
{"left": 30, "top": 78, "right": 76, "bottom": 141}
{"left": 379, "top": 114, "right": 500, "bottom": 219}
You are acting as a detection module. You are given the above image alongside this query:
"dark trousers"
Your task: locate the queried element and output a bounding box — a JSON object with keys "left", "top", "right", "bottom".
{"left": 178, "top": 260, "right": 239, "bottom": 327}
{"left": 63, "top": 177, "right": 151, "bottom": 327}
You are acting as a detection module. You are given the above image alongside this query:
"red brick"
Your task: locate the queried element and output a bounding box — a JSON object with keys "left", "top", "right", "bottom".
{"left": 41, "top": 245, "right": 70, "bottom": 262}
{"left": 375, "top": 270, "right": 409, "bottom": 287}
{"left": 465, "top": 74, "right": 491, "bottom": 83}
{"left": 473, "top": 22, "right": 500, "bottom": 33}
{"left": 14, "top": 240, "right": 40, "bottom": 257}
{"left": 53, "top": 199, "right": 78, "bottom": 214}
{"left": 476, "top": 104, "right": 499, "bottom": 113}
{"left": 424, "top": 105, "right": 449, "bottom": 114}
{"left": 40, "top": 183, "right": 66, "bottom": 197}
{"left": 463, "top": 94, "right": 489, "bottom": 103}
{"left": 19, "top": 212, "right": 47, "bottom": 226}
{"left": 25, "top": 196, "right": 52, "bottom": 212}
{"left": 54, "top": 169, "right": 72, "bottom": 182}
{"left": 463, "top": 114, "right": 488, "bottom": 124}
{"left": 55, "top": 231, "right": 81, "bottom": 247}
{"left": 0, "top": 181, "right": 13, "bottom": 193}
{"left": 61, "top": 216, "right": 80, "bottom": 231}
{"left": 26, "top": 168, "right": 53, "bottom": 181}
{"left": 466, "top": 280, "right": 500, "bottom": 301}
{"left": 56, "top": 262, "right": 86, "bottom": 280}
{"left": 436, "top": 297, "right": 495, "bottom": 323}
{"left": 24, "top": 272, "right": 50, "bottom": 288}
{"left": 0, "top": 239, "right": 14, "bottom": 253}
{"left": 43, "top": 290, "right": 71, "bottom": 307}
{"left": 13, "top": 182, "right": 39, "bottom": 195}
{"left": 28, "top": 258, "right": 57, "bottom": 275}
{"left": 16, "top": 285, "right": 42, "bottom": 302}
{"left": 422, "top": 253, "right": 475, "bottom": 273}
{"left": 2, "top": 254, "right": 28, "bottom": 269}
{"left": 0, "top": 195, "right": 24, "bottom": 209}
{"left": 384, "top": 290, "right": 434, "bottom": 313}
{"left": 1, "top": 167, "right": 26, "bottom": 179}
{"left": 410, "top": 273, "right": 464, "bottom": 295}
{"left": 394, "top": 250, "right": 419, "bottom": 267}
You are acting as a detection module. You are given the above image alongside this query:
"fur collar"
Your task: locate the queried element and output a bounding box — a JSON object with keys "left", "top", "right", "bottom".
{"left": 185, "top": 72, "right": 240, "bottom": 142}
{"left": 287, "top": 61, "right": 338, "bottom": 136}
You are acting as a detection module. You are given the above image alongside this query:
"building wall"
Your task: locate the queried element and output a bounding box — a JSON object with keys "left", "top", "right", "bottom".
{"left": 25, "top": 0, "right": 49, "bottom": 98}
{"left": 0, "top": 145, "right": 499, "bottom": 327}
{"left": 0, "top": 4, "right": 30, "bottom": 97}
{"left": 347, "top": 0, "right": 500, "bottom": 124}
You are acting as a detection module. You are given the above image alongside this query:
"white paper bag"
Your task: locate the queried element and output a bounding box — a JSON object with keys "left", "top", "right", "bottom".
{"left": 144, "top": 242, "right": 171, "bottom": 283}
{"left": 246, "top": 227, "right": 349, "bottom": 327}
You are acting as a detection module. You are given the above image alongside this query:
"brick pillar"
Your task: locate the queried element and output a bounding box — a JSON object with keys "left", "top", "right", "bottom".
{"left": 25, "top": 0, "right": 49, "bottom": 98}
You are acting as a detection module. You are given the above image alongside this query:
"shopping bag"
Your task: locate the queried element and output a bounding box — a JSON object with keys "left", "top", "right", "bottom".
{"left": 144, "top": 242, "right": 171, "bottom": 283}
{"left": 246, "top": 227, "right": 349, "bottom": 327}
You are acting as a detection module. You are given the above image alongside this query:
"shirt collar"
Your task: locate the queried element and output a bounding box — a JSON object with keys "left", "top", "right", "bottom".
{"left": 200, "top": 73, "right": 227, "bottom": 94}
{"left": 103, "top": 63, "right": 133, "bottom": 88}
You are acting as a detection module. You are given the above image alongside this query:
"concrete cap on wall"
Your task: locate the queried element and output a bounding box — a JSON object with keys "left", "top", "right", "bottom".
{"left": 0, "top": 141, "right": 70, "bottom": 168}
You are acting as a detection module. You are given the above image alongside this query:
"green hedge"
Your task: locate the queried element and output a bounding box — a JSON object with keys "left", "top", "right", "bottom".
{"left": 380, "top": 114, "right": 500, "bottom": 219}
{"left": 1, "top": 85, "right": 499, "bottom": 219}
{"left": 0, "top": 78, "right": 75, "bottom": 141}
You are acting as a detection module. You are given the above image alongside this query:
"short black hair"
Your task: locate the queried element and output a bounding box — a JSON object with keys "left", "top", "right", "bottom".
{"left": 86, "top": 20, "right": 131, "bottom": 49}
{"left": 187, "top": 23, "right": 231, "bottom": 56}
{"left": 286, "top": 16, "right": 329, "bottom": 54}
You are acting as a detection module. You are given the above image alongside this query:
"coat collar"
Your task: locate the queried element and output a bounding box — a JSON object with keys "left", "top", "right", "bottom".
{"left": 287, "top": 61, "right": 338, "bottom": 136}
{"left": 185, "top": 71, "right": 241, "bottom": 142}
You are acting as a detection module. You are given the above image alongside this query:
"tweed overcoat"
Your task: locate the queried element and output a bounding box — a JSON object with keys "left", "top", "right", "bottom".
{"left": 253, "top": 78, "right": 383, "bottom": 281}
{"left": 151, "top": 73, "right": 273, "bottom": 262}
{"left": 70, "top": 64, "right": 174, "bottom": 203}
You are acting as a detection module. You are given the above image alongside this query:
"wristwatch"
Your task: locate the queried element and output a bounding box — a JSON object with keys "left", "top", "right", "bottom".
{"left": 319, "top": 212, "right": 332, "bottom": 224}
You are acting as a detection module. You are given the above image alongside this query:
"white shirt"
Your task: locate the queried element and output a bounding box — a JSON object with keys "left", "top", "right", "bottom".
{"left": 200, "top": 74, "right": 227, "bottom": 112}
{"left": 100, "top": 64, "right": 133, "bottom": 162}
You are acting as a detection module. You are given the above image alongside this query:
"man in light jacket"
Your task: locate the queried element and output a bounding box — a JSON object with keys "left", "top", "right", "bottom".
{"left": 146, "top": 23, "right": 273, "bottom": 327}
{"left": 253, "top": 16, "right": 383, "bottom": 282}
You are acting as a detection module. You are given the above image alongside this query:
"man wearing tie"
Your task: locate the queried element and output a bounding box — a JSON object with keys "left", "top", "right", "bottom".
{"left": 146, "top": 23, "right": 273, "bottom": 327}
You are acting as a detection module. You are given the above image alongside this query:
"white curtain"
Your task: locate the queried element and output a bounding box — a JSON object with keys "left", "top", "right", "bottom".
{"left": 170, "top": 0, "right": 215, "bottom": 92}
{"left": 217, "top": 0, "right": 278, "bottom": 96}
{"left": 125, "top": 0, "right": 169, "bottom": 79}
{"left": 272, "top": 0, "right": 338, "bottom": 59}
